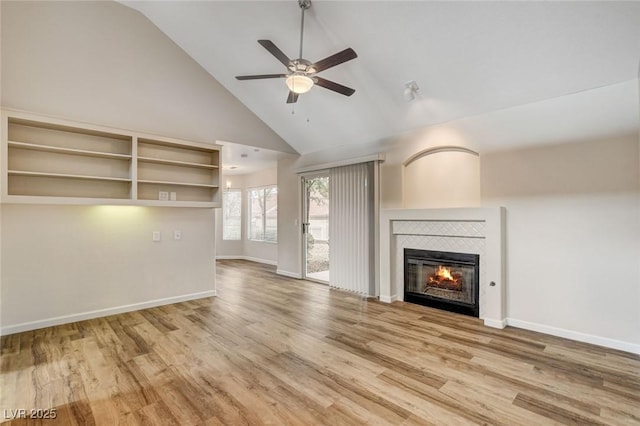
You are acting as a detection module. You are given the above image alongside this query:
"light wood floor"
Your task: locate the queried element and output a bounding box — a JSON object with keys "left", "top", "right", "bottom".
{"left": 2, "top": 260, "right": 639, "bottom": 425}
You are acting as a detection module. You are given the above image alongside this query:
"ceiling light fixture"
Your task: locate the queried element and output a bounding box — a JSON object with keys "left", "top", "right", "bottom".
{"left": 403, "top": 80, "right": 420, "bottom": 102}
{"left": 285, "top": 73, "right": 314, "bottom": 94}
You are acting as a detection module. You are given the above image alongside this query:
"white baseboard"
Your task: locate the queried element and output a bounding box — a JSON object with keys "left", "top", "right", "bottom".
{"left": 379, "top": 295, "right": 398, "bottom": 303}
{"left": 276, "top": 269, "right": 302, "bottom": 279}
{"left": 506, "top": 318, "right": 640, "bottom": 355}
{"left": 216, "top": 255, "right": 277, "bottom": 266}
{"left": 1, "top": 290, "right": 217, "bottom": 336}
{"left": 483, "top": 318, "right": 507, "bottom": 329}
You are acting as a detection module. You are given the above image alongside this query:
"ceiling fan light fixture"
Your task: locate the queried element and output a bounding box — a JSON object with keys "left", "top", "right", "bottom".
{"left": 286, "top": 74, "right": 314, "bottom": 94}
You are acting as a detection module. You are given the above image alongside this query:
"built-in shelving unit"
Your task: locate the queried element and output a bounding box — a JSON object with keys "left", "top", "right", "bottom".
{"left": 1, "top": 110, "right": 221, "bottom": 207}
{"left": 136, "top": 137, "right": 220, "bottom": 206}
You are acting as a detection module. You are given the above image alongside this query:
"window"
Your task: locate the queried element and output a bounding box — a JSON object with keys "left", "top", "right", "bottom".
{"left": 222, "top": 189, "right": 242, "bottom": 240}
{"left": 249, "top": 186, "right": 277, "bottom": 243}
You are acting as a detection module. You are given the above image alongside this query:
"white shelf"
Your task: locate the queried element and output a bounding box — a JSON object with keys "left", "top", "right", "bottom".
{"left": 136, "top": 200, "right": 220, "bottom": 208}
{"left": 137, "top": 179, "right": 219, "bottom": 188}
{"left": 0, "top": 195, "right": 134, "bottom": 206}
{"left": 9, "top": 170, "right": 132, "bottom": 183}
{"left": 2, "top": 110, "right": 221, "bottom": 207}
{"left": 138, "top": 156, "right": 218, "bottom": 169}
{"left": 8, "top": 141, "right": 132, "bottom": 160}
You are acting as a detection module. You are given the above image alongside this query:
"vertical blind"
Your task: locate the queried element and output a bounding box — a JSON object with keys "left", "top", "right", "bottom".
{"left": 329, "top": 162, "right": 375, "bottom": 295}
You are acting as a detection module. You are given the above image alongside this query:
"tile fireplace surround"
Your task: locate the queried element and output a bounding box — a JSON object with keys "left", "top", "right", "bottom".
{"left": 378, "top": 207, "right": 506, "bottom": 328}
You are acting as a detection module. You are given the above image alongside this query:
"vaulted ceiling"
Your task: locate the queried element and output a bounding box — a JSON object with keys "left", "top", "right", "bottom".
{"left": 123, "top": 1, "right": 640, "bottom": 155}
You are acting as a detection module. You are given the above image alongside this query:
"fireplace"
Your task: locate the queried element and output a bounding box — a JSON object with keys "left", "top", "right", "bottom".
{"left": 404, "top": 248, "right": 479, "bottom": 317}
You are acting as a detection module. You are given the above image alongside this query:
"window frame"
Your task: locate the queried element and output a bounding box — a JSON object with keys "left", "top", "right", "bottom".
{"left": 247, "top": 185, "right": 278, "bottom": 243}
{"left": 222, "top": 188, "right": 242, "bottom": 241}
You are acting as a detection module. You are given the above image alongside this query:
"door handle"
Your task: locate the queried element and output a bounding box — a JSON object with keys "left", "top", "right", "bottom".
{"left": 302, "top": 222, "right": 310, "bottom": 233}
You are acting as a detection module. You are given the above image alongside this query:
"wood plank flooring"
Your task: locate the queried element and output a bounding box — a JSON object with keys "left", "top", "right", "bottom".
{"left": 2, "top": 259, "right": 639, "bottom": 425}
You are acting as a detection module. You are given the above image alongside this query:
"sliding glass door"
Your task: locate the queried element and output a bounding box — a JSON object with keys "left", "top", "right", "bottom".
{"left": 302, "top": 173, "right": 330, "bottom": 283}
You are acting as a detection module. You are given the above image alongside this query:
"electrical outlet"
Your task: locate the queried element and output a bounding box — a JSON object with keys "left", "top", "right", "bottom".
{"left": 174, "top": 230, "right": 181, "bottom": 240}
{"left": 170, "top": 192, "right": 177, "bottom": 201}
{"left": 159, "top": 191, "right": 169, "bottom": 201}
{"left": 152, "top": 231, "right": 161, "bottom": 242}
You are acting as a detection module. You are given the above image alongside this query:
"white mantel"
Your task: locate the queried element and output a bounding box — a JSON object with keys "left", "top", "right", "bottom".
{"left": 378, "top": 207, "right": 506, "bottom": 328}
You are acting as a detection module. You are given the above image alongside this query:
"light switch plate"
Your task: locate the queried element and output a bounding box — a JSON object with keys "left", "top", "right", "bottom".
{"left": 152, "top": 231, "right": 161, "bottom": 242}
{"left": 159, "top": 191, "right": 169, "bottom": 201}
{"left": 170, "top": 192, "right": 177, "bottom": 201}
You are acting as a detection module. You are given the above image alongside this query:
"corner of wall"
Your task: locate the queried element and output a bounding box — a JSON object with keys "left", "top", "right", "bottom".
{"left": 277, "top": 157, "right": 302, "bottom": 277}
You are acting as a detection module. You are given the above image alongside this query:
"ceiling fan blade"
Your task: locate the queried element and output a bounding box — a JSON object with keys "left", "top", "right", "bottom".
{"left": 286, "top": 91, "right": 299, "bottom": 104}
{"left": 314, "top": 77, "right": 355, "bottom": 96}
{"left": 258, "top": 40, "right": 291, "bottom": 68}
{"left": 235, "top": 74, "right": 287, "bottom": 80}
{"left": 311, "top": 48, "right": 357, "bottom": 73}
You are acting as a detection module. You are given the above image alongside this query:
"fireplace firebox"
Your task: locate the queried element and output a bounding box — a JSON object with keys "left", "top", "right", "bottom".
{"left": 404, "top": 249, "right": 479, "bottom": 317}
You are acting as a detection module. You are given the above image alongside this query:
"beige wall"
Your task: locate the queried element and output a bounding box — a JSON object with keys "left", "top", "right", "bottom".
{"left": 383, "top": 127, "right": 480, "bottom": 209}
{"left": 481, "top": 137, "right": 638, "bottom": 198}
{"left": 0, "top": 0, "right": 288, "bottom": 332}
{"left": 276, "top": 157, "right": 302, "bottom": 277}
{"left": 404, "top": 151, "right": 480, "bottom": 209}
{"left": 481, "top": 136, "right": 639, "bottom": 346}
{"left": 1, "top": 205, "right": 215, "bottom": 333}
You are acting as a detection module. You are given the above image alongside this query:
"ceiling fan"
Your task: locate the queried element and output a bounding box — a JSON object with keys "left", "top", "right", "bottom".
{"left": 235, "top": 0, "right": 357, "bottom": 104}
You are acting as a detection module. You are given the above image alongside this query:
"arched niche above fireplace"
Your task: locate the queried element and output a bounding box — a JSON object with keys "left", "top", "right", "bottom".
{"left": 403, "top": 146, "right": 480, "bottom": 209}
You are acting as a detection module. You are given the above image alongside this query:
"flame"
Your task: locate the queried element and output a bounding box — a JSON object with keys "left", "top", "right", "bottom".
{"left": 435, "top": 265, "right": 455, "bottom": 281}
{"left": 426, "top": 265, "right": 462, "bottom": 291}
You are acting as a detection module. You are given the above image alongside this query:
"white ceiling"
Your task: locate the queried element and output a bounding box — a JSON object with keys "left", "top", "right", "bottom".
{"left": 123, "top": 1, "right": 640, "bottom": 155}
{"left": 218, "top": 140, "right": 290, "bottom": 176}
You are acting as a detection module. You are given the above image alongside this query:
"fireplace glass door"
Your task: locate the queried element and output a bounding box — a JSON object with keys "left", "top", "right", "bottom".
{"left": 404, "top": 249, "right": 479, "bottom": 317}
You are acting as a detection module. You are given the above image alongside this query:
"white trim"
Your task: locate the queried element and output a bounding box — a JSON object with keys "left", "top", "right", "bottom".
{"left": 216, "top": 255, "right": 277, "bottom": 266}
{"left": 295, "top": 153, "right": 385, "bottom": 174}
{"left": 484, "top": 318, "right": 507, "bottom": 329}
{"left": 507, "top": 318, "right": 640, "bottom": 355}
{"left": 276, "top": 269, "right": 302, "bottom": 279}
{"left": 0, "top": 290, "right": 216, "bottom": 336}
{"left": 304, "top": 276, "right": 330, "bottom": 285}
{"left": 403, "top": 146, "right": 479, "bottom": 167}
{"left": 245, "top": 256, "right": 277, "bottom": 266}
{"left": 379, "top": 295, "right": 398, "bottom": 303}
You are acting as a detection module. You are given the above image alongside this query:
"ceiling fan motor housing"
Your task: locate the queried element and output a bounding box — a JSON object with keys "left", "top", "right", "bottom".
{"left": 289, "top": 59, "right": 314, "bottom": 74}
